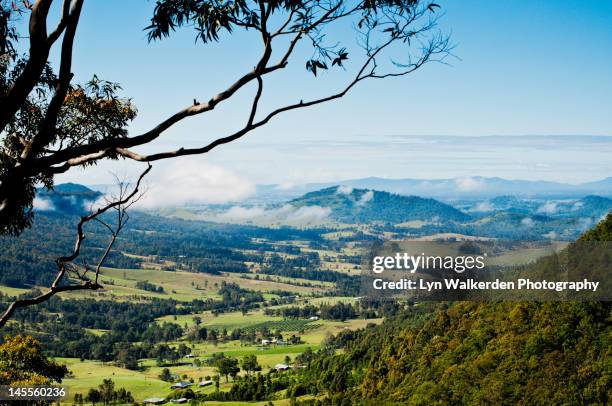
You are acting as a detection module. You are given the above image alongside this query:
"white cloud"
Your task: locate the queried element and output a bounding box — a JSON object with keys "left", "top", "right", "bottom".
{"left": 455, "top": 177, "right": 484, "bottom": 192}
{"left": 537, "top": 201, "right": 558, "bottom": 215}
{"left": 139, "top": 159, "right": 255, "bottom": 208}
{"left": 217, "top": 203, "right": 331, "bottom": 224}
{"left": 336, "top": 185, "right": 353, "bottom": 195}
{"left": 571, "top": 201, "right": 584, "bottom": 211}
{"left": 521, "top": 217, "right": 535, "bottom": 227}
{"left": 578, "top": 217, "right": 594, "bottom": 229}
{"left": 219, "top": 206, "right": 266, "bottom": 220}
{"left": 356, "top": 190, "right": 374, "bottom": 206}
{"left": 85, "top": 196, "right": 109, "bottom": 212}
{"left": 543, "top": 231, "right": 558, "bottom": 240}
{"left": 288, "top": 205, "right": 331, "bottom": 222}
{"left": 473, "top": 201, "right": 494, "bottom": 212}
{"left": 33, "top": 197, "right": 54, "bottom": 211}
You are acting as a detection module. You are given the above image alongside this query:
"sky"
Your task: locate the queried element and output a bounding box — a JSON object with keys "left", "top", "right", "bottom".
{"left": 25, "top": 0, "right": 612, "bottom": 204}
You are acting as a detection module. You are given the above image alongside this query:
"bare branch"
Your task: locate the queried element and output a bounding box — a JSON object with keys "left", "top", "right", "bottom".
{"left": 0, "top": 163, "right": 151, "bottom": 328}
{"left": 113, "top": 15, "right": 451, "bottom": 164}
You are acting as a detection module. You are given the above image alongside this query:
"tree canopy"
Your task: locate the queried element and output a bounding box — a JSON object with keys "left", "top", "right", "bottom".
{"left": 0, "top": 334, "right": 68, "bottom": 385}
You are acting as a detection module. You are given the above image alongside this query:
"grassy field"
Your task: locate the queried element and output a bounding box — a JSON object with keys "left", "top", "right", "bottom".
{"left": 157, "top": 297, "right": 362, "bottom": 330}
{"left": 0, "top": 285, "right": 30, "bottom": 296}
{"left": 56, "top": 316, "right": 382, "bottom": 404}
{"left": 21, "top": 266, "right": 328, "bottom": 302}
{"left": 157, "top": 308, "right": 283, "bottom": 330}
{"left": 58, "top": 357, "right": 172, "bottom": 402}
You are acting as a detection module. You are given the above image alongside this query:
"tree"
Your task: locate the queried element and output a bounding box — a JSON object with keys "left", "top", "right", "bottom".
{"left": 115, "top": 344, "right": 139, "bottom": 370}
{"left": 85, "top": 388, "right": 101, "bottom": 406}
{"left": 177, "top": 343, "right": 191, "bottom": 358}
{"left": 0, "top": 335, "right": 68, "bottom": 385}
{"left": 216, "top": 356, "right": 240, "bottom": 382}
{"left": 98, "top": 378, "right": 115, "bottom": 405}
{"left": 159, "top": 367, "right": 173, "bottom": 382}
{"left": 241, "top": 354, "right": 261, "bottom": 374}
{"left": 0, "top": 0, "right": 450, "bottom": 322}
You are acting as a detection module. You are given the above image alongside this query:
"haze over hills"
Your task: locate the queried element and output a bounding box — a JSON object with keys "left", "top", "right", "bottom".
{"left": 39, "top": 182, "right": 612, "bottom": 240}
{"left": 255, "top": 176, "right": 612, "bottom": 202}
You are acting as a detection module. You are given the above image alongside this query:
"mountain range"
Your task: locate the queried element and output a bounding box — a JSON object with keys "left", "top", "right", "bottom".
{"left": 39, "top": 182, "right": 612, "bottom": 240}
{"left": 255, "top": 176, "right": 612, "bottom": 202}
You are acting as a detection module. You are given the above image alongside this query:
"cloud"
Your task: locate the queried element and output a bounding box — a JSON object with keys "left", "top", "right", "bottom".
{"left": 542, "top": 231, "right": 558, "bottom": 240}
{"left": 356, "top": 190, "right": 374, "bottom": 206}
{"left": 139, "top": 160, "right": 255, "bottom": 208}
{"left": 288, "top": 205, "right": 331, "bottom": 222}
{"left": 84, "top": 196, "right": 109, "bottom": 212}
{"left": 218, "top": 203, "right": 331, "bottom": 224}
{"left": 473, "top": 201, "right": 494, "bottom": 212}
{"left": 537, "top": 201, "right": 558, "bottom": 215}
{"left": 571, "top": 201, "right": 584, "bottom": 211}
{"left": 33, "top": 197, "right": 54, "bottom": 211}
{"left": 219, "top": 206, "right": 266, "bottom": 220}
{"left": 336, "top": 185, "right": 353, "bottom": 195}
{"left": 455, "top": 177, "right": 484, "bottom": 192}
{"left": 521, "top": 217, "right": 535, "bottom": 227}
{"left": 577, "top": 217, "right": 594, "bottom": 229}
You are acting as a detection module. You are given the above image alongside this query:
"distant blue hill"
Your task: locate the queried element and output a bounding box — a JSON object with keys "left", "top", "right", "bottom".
{"left": 255, "top": 176, "right": 612, "bottom": 202}
{"left": 36, "top": 183, "right": 102, "bottom": 214}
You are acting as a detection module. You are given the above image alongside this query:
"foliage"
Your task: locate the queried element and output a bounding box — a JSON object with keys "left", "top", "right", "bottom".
{"left": 581, "top": 212, "right": 612, "bottom": 241}
{"left": 135, "top": 279, "right": 165, "bottom": 293}
{"left": 241, "top": 354, "right": 262, "bottom": 374}
{"left": 197, "top": 371, "right": 296, "bottom": 402}
{"left": 76, "top": 378, "right": 134, "bottom": 405}
{"left": 0, "top": 335, "right": 67, "bottom": 385}
{"left": 286, "top": 216, "right": 612, "bottom": 404}
{"left": 215, "top": 354, "right": 241, "bottom": 382}
{"left": 159, "top": 367, "right": 174, "bottom": 382}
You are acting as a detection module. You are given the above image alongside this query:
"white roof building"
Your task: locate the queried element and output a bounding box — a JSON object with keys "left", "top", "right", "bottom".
{"left": 143, "top": 398, "right": 166, "bottom": 405}
{"left": 275, "top": 363, "right": 290, "bottom": 371}
{"left": 170, "top": 381, "right": 193, "bottom": 389}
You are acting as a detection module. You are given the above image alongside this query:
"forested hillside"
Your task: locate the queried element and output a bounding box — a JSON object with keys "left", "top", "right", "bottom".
{"left": 291, "top": 187, "right": 470, "bottom": 223}
{"left": 292, "top": 215, "right": 612, "bottom": 405}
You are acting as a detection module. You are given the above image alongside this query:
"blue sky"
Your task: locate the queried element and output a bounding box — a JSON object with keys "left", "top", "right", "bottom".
{"left": 35, "top": 0, "right": 612, "bottom": 195}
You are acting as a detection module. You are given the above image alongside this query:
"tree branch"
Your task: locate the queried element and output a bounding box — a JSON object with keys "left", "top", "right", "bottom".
{"left": 29, "top": 1, "right": 349, "bottom": 171}
{"left": 0, "top": 163, "right": 151, "bottom": 328}
{"left": 113, "top": 16, "right": 451, "bottom": 164}
{"left": 0, "top": 0, "right": 54, "bottom": 132}
{"left": 22, "top": 0, "right": 84, "bottom": 160}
